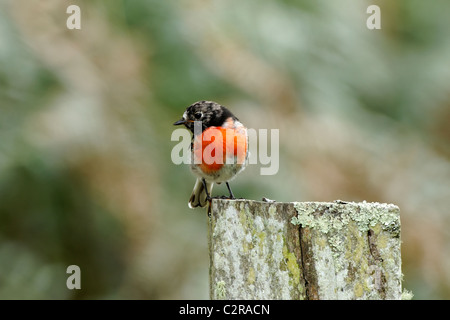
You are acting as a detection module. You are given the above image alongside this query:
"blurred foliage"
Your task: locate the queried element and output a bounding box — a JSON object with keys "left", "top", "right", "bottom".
{"left": 0, "top": 0, "right": 450, "bottom": 299}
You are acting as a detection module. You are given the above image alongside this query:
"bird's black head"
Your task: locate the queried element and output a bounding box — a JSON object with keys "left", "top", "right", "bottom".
{"left": 173, "top": 100, "right": 237, "bottom": 134}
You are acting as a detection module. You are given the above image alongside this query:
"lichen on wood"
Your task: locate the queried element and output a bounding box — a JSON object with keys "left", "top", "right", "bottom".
{"left": 208, "top": 199, "right": 402, "bottom": 300}
{"left": 291, "top": 201, "right": 402, "bottom": 299}
{"left": 208, "top": 199, "right": 304, "bottom": 299}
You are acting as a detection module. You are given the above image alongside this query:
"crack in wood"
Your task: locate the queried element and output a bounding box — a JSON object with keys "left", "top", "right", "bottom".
{"left": 367, "top": 229, "right": 387, "bottom": 299}
{"left": 298, "top": 225, "right": 320, "bottom": 300}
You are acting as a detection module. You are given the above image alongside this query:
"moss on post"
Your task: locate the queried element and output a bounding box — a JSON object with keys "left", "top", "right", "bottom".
{"left": 208, "top": 199, "right": 402, "bottom": 300}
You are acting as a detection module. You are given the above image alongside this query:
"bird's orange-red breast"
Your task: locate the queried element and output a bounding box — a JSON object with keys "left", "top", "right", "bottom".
{"left": 174, "top": 101, "right": 248, "bottom": 208}
{"left": 193, "top": 125, "right": 248, "bottom": 174}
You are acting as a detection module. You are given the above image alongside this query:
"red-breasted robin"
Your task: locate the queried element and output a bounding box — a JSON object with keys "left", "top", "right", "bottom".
{"left": 174, "top": 100, "right": 248, "bottom": 208}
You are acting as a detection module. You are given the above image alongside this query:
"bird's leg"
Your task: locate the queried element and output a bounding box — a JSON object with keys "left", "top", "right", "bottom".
{"left": 202, "top": 178, "right": 211, "bottom": 201}
{"left": 226, "top": 182, "right": 235, "bottom": 199}
{"left": 202, "top": 178, "right": 213, "bottom": 216}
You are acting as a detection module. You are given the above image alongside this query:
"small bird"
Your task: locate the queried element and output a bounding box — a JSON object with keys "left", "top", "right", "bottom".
{"left": 174, "top": 100, "right": 248, "bottom": 208}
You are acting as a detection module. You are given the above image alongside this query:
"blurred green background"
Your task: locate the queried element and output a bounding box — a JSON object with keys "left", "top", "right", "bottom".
{"left": 1, "top": 0, "right": 450, "bottom": 299}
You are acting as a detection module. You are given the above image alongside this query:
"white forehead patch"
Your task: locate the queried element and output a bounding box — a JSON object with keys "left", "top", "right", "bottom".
{"left": 183, "top": 111, "right": 187, "bottom": 120}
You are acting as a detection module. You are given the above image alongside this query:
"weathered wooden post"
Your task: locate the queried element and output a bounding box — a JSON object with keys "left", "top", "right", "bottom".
{"left": 208, "top": 199, "right": 402, "bottom": 300}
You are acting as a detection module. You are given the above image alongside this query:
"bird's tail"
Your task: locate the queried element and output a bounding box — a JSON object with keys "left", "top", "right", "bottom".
{"left": 188, "top": 178, "right": 213, "bottom": 208}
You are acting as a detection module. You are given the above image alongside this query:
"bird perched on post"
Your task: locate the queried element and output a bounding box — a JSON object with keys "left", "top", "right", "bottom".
{"left": 174, "top": 100, "right": 249, "bottom": 208}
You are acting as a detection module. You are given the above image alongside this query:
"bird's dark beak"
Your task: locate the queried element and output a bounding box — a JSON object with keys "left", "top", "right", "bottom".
{"left": 173, "top": 119, "right": 186, "bottom": 126}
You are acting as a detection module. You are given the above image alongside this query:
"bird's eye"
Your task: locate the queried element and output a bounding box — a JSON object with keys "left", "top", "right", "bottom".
{"left": 194, "top": 112, "right": 203, "bottom": 120}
